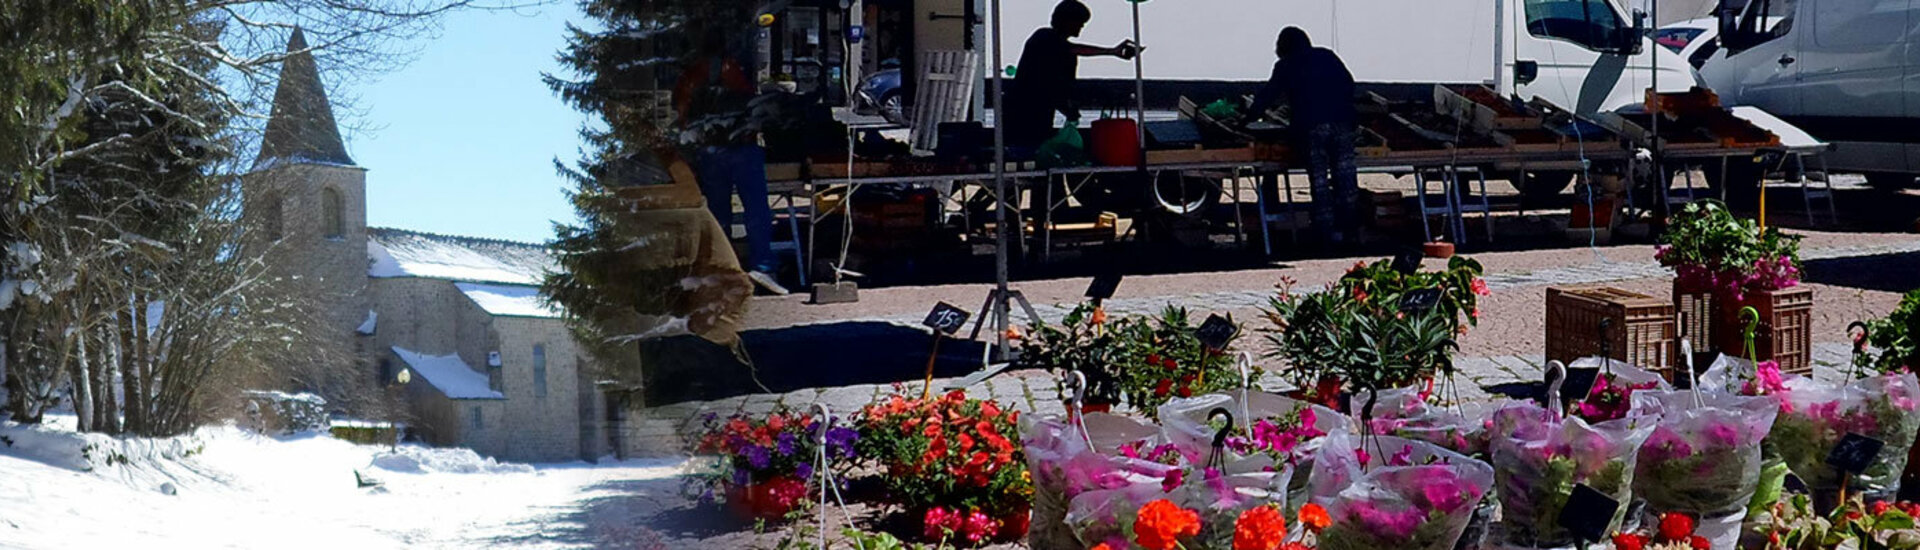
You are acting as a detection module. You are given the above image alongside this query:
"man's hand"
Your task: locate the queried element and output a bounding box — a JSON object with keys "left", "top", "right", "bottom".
{"left": 1112, "top": 40, "right": 1141, "bottom": 60}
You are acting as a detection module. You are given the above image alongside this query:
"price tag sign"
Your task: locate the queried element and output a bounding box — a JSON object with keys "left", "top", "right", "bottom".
{"left": 1559, "top": 366, "right": 1601, "bottom": 402}
{"left": 1085, "top": 273, "right": 1124, "bottom": 301}
{"left": 1195, "top": 314, "right": 1238, "bottom": 352}
{"left": 922, "top": 302, "right": 971, "bottom": 336}
{"left": 1399, "top": 288, "right": 1444, "bottom": 315}
{"left": 1827, "top": 433, "right": 1886, "bottom": 474}
{"left": 1557, "top": 483, "right": 1620, "bottom": 543}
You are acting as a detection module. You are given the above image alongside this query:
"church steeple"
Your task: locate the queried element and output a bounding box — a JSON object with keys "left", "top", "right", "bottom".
{"left": 257, "top": 28, "right": 354, "bottom": 168}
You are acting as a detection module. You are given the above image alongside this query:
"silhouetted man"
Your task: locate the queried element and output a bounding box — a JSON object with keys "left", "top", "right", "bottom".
{"left": 1249, "top": 27, "right": 1359, "bottom": 246}
{"left": 1003, "top": 0, "right": 1137, "bottom": 149}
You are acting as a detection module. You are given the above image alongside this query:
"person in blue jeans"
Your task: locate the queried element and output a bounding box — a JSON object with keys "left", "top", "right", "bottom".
{"left": 1248, "top": 27, "right": 1360, "bottom": 247}
{"left": 676, "top": 29, "right": 788, "bottom": 295}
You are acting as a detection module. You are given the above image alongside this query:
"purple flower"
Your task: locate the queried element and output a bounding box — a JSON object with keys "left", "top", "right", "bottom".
{"left": 731, "top": 468, "right": 750, "bottom": 485}
{"left": 825, "top": 427, "right": 859, "bottom": 457}
{"left": 796, "top": 461, "right": 815, "bottom": 480}
{"left": 775, "top": 432, "right": 796, "bottom": 456}
{"left": 744, "top": 445, "right": 771, "bottom": 470}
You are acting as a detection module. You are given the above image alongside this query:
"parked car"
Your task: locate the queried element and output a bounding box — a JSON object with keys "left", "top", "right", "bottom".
{"left": 854, "top": 63, "right": 905, "bottom": 125}
{"left": 1699, "top": 0, "right": 1920, "bottom": 190}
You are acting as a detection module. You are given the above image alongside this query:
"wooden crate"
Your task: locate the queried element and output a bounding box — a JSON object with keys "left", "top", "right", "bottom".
{"left": 1713, "top": 286, "right": 1815, "bottom": 375}
{"left": 1546, "top": 286, "right": 1679, "bottom": 377}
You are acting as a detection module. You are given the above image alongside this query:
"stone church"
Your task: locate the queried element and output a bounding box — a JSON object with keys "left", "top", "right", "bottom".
{"left": 246, "top": 29, "right": 637, "bottom": 463}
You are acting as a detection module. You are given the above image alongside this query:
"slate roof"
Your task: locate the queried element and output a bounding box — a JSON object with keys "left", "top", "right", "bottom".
{"left": 256, "top": 28, "right": 354, "bottom": 168}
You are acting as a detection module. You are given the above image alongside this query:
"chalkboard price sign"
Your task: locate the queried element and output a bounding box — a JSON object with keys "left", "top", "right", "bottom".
{"left": 1557, "top": 483, "right": 1620, "bottom": 543}
{"left": 922, "top": 302, "right": 972, "bottom": 336}
{"left": 1827, "top": 433, "right": 1886, "bottom": 474}
{"left": 1086, "top": 273, "right": 1124, "bottom": 301}
{"left": 1195, "top": 314, "right": 1238, "bottom": 352}
{"left": 1399, "top": 288, "right": 1444, "bottom": 315}
{"left": 1392, "top": 252, "right": 1424, "bottom": 275}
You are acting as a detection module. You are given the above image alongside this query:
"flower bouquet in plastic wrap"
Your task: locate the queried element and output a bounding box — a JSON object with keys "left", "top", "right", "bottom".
{"left": 1490, "top": 401, "right": 1657, "bottom": 548}
{"left": 1306, "top": 433, "right": 1495, "bottom": 550}
{"left": 1365, "top": 386, "right": 1513, "bottom": 458}
{"left": 1764, "top": 370, "right": 1920, "bottom": 501}
{"left": 1022, "top": 414, "right": 1179, "bottom": 550}
{"left": 1628, "top": 390, "right": 1779, "bottom": 549}
{"left": 1063, "top": 456, "right": 1289, "bottom": 549}
{"left": 1160, "top": 392, "right": 1349, "bottom": 509}
{"left": 1566, "top": 357, "right": 1671, "bottom": 424}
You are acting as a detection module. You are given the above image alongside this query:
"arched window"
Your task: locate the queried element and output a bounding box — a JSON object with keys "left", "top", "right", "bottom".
{"left": 321, "top": 187, "right": 344, "bottom": 239}
{"left": 263, "top": 197, "right": 284, "bottom": 241}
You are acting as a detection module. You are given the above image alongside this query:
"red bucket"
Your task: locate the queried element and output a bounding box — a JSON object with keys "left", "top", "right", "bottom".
{"left": 1089, "top": 118, "right": 1142, "bottom": 166}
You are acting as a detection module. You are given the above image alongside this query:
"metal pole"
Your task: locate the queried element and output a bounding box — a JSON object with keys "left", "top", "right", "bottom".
{"left": 1650, "top": 0, "right": 1661, "bottom": 205}
{"left": 990, "top": 0, "right": 1011, "bottom": 361}
{"left": 1130, "top": 0, "right": 1146, "bottom": 149}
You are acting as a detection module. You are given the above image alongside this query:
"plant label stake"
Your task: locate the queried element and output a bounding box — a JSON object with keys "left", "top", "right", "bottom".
{"left": 1558, "top": 483, "right": 1621, "bottom": 546}
{"left": 1196, "top": 314, "right": 1238, "bottom": 353}
{"left": 922, "top": 302, "right": 972, "bottom": 399}
{"left": 1682, "top": 338, "right": 1704, "bottom": 407}
{"left": 1742, "top": 306, "right": 1762, "bottom": 362}
{"left": 1849, "top": 321, "right": 1870, "bottom": 380}
{"left": 1085, "top": 273, "right": 1123, "bottom": 304}
{"left": 1827, "top": 432, "right": 1886, "bottom": 504}
{"left": 1543, "top": 360, "right": 1568, "bottom": 419}
{"left": 1399, "top": 288, "right": 1444, "bottom": 316}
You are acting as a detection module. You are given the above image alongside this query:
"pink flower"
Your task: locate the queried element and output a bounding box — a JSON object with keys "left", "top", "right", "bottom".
{"left": 1349, "top": 502, "right": 1423, "bottom": 541}
{"left": 1355, "top": 448, "right": 1372, "bottom": 466}
{"left": 1388, "top": 445, "right": 1415, "bottom": 467}
{"left": 1162, "top": 469, "right": 1186, "bottom": 492}
{"left": 961, "top": 509, "right": 998, "bottom": 544}
{"left": 1644, "top": 427, "right": 1696, "bottom": 461}
{"left": 1703, "top": 422, "right": 1742, "bottom": 448}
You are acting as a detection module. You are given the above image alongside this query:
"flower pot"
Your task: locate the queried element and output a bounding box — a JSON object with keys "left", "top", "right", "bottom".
{"left": 1423, "top": 240, "right": 1456, "bottom": 259}
{"left": 724, "top": 476, "right": 808, "bottom": 521}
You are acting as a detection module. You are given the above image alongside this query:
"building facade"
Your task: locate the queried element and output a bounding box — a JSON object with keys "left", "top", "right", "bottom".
{"left": 248, "top": 29, "right": 627, "bottom": 463}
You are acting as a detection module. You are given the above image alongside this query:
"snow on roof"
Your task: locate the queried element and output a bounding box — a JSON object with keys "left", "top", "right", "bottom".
{"left": 367, "top": 228, "right": 553, "bottom": 286}
{"left": 454, "top": 283, "right": 561, "bottom": 319}
{"left": 391, "top": 346, "right": 504, "bottom": 400}
{"left": 356, "top": 310, "right": 377, "bottom": 335}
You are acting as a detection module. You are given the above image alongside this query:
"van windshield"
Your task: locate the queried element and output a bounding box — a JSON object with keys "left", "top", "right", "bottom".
{"left": 1525, "top": 0, "right": 1628, "bottom": 51}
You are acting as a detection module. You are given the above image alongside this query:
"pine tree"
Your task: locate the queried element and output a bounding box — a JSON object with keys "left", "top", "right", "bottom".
{"left": 541, "top": 0, "right": 773, "bottom": 402}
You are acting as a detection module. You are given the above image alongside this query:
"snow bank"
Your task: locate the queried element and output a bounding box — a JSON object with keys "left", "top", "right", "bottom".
{"left": 0, "top": 419, "right": 205, "bottom": 474}
{"left": 369, "top": 445, "right": 534, "bottom": 474}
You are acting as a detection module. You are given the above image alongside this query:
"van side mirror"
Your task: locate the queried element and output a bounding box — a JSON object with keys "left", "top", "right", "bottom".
{"left": 1616, "top": 10, "right": 1648, "bottom": 55}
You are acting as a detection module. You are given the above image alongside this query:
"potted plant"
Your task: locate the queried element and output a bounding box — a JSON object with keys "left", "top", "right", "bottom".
{"left": 1109, "top": 306, "right": 1246, "bottom": 420}
{"left": 1656, "top": 200, "right": 1805, "bottom": 368}
{"left": 1263, "top": 258, "right": 1488, "bottom": 404}
{"left": 1017, "top": 303, "right": 1125, "bottom": 413}
{"left": 685, "top": 408, "right": 860, "bottom": 522}
{"left": 855, "top": 391, "right": 1031, "bottom": 546}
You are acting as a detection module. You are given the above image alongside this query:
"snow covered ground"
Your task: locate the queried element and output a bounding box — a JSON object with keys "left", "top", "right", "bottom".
{"left": 0, "top": 416, "right": 689, "bottom": 549}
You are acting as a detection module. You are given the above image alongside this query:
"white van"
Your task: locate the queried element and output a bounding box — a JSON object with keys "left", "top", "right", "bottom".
{"left": 1698, "top": 0, "right": 1920, "bottom": 189}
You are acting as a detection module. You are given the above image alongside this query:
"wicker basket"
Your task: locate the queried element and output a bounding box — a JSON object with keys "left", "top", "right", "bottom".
{"left": 1546, "top": 286, "right": 1679, "bottom": 378}
{"left": 1713, "top": 286, "right": 1815, "bottom": 375}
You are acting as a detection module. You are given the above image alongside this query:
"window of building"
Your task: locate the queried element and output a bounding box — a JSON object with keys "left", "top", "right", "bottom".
{"left": 532, "top": 344, "right": 548, "bottom": 398}
{"left": 470, "top": 406, "right": 483, "bottom": 431}
{"left": 321, "top": 187, "right": 344, "bottom": 240}
{"left": 1524, "top": 0, "right": 1627, "bottom": 51}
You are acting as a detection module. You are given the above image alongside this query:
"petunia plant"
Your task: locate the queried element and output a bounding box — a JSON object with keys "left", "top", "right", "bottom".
{"left": 685, "top": 407, "right": 859, "bottom": 521}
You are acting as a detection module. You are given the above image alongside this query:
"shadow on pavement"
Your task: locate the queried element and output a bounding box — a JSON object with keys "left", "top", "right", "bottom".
{"left": 1803, "top": 250, "right": 1920, "bottom": 294}
{"left": 642, "top": 321, "right": 989, "bottom": 406}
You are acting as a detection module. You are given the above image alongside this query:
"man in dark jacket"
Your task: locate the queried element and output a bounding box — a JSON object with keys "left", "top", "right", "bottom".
{"left": 675, "top": 29, "right": 787, "bottom": 295}
{"left": 1249, "top": 27, "right": 1359, "bottom": 246}
{"left": 1003, "top": 0, "right": 1137, "bottom": 149}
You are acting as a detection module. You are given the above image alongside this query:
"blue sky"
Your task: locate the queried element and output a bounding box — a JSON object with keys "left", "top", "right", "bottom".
{"left": 346, "top": 3, "right": 588, "bottom": 244}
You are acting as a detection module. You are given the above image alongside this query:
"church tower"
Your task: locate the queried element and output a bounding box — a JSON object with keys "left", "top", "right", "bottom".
{"left": 244, "top": 28, "right": 369, "bottom": 337}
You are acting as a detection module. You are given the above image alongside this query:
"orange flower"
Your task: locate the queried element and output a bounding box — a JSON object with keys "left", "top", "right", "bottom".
{"left": 1352, "top": 286, "right": 1370, "bottom": 303}
{"left": 1091, "top": 307, "right": 1109, "bottom": 325}
{"left": 1134, "top": 499, "right": 1201, "bottom": 550}
{"left": 1091, "top": 545, "right": 1113, "bottom": 550}
{"left": 1234, "top": 504, "right": 1288, "bottom": 550}
{"left": 1004, "top": 327, "right": 1024, "bottom": 341}
{"left": 1299, "top": 503, "right": 1332, "bottom": 532}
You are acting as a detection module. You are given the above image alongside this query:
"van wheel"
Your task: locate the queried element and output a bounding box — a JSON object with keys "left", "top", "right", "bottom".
{"left": 1865, "top": 172, "right": 1917, "bottom": 190}
{"left": 1517, "top": 171, "right": 1575, "bottom": 209}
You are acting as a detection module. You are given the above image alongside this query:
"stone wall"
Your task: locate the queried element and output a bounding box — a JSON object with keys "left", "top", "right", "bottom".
{"left": 243, "top": 163, "right": 369, "bottom": 336}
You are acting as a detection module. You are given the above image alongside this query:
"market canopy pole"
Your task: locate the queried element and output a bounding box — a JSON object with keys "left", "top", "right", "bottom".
{"left": 1127, "top": 0, "right": 1146, "bottom": 150}
{"left": 989, "top": 0, "right": 1012, "bottom": 361}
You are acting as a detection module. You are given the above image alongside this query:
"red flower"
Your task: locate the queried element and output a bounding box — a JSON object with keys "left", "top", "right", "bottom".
{"left": 1613, "top": 533, "right": 1647, "bottom": 550}
{"left": 1846, "top": 510, "right": 1866, "bottom": 521}
{"left": 1177, "top": 385, "right": 1193, "bottom": 398}
{"left": 1299, "top": 503, "right": 1332, "bottom": 532}
{"left": 1091, "top": 545, "right": 1113, "bottom": 550}
{"left": 1471, "top": 278, "right": 1491, "bottom": 296}
{"left": 1689, "top": 536, "right": 1710, "bottom": 550}
{"left": 1146, "top": 354, "right": 1162, "bottom": 365}
{"left": 1233, "top": 505, "right": 1288, "bottom": 550}
{"left": 1134, "top": 499, "right": 1201, "bottom": 550}
{"left": 1657, "top": 513, "right": 1695, "bottom": 542}
{"left": 1873, "top": 501, "right": 1893, "bottom": 516}
{"left": 1154, "top": 379, "right": 1173, "bottom": 397}
{"left": 1353, "top": 287, "right": 1370, "bottom": 303}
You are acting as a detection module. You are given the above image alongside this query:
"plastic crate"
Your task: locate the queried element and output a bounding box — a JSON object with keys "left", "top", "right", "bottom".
{"left": 1713, "top": 286, "right": 1815, "bottom": 375}
{"left": 1673, "top": 281, "right": 1717, "bottom": 360}
{"left": 1546, "top": 286, "right": 1678, "bottom": 377}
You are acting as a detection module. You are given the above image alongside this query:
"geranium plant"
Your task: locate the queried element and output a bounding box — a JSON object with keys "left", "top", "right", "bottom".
{"left": 1263, "top": 257, "right": 1487, "bottom": 397}
{"left": 1858, "top": 289, "right": 1920, "bottom": 376}
{"left": 1657, "top": 200, "right": 1803, "bottom": 300}
{"left": 686, "top": 408, "right": 859, "bottom": 521}
{"left": 856, "top": 391, "right": 1031, "bottom": 546}
{"left": 1612, "top": 512, "right": 1710, "bottom": 550}
{"left": 1111, "top": 306, "right": 1246, "bottom": 419}
{"left": 1759, "top": 494, "right": 1920, "bottom": 550}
